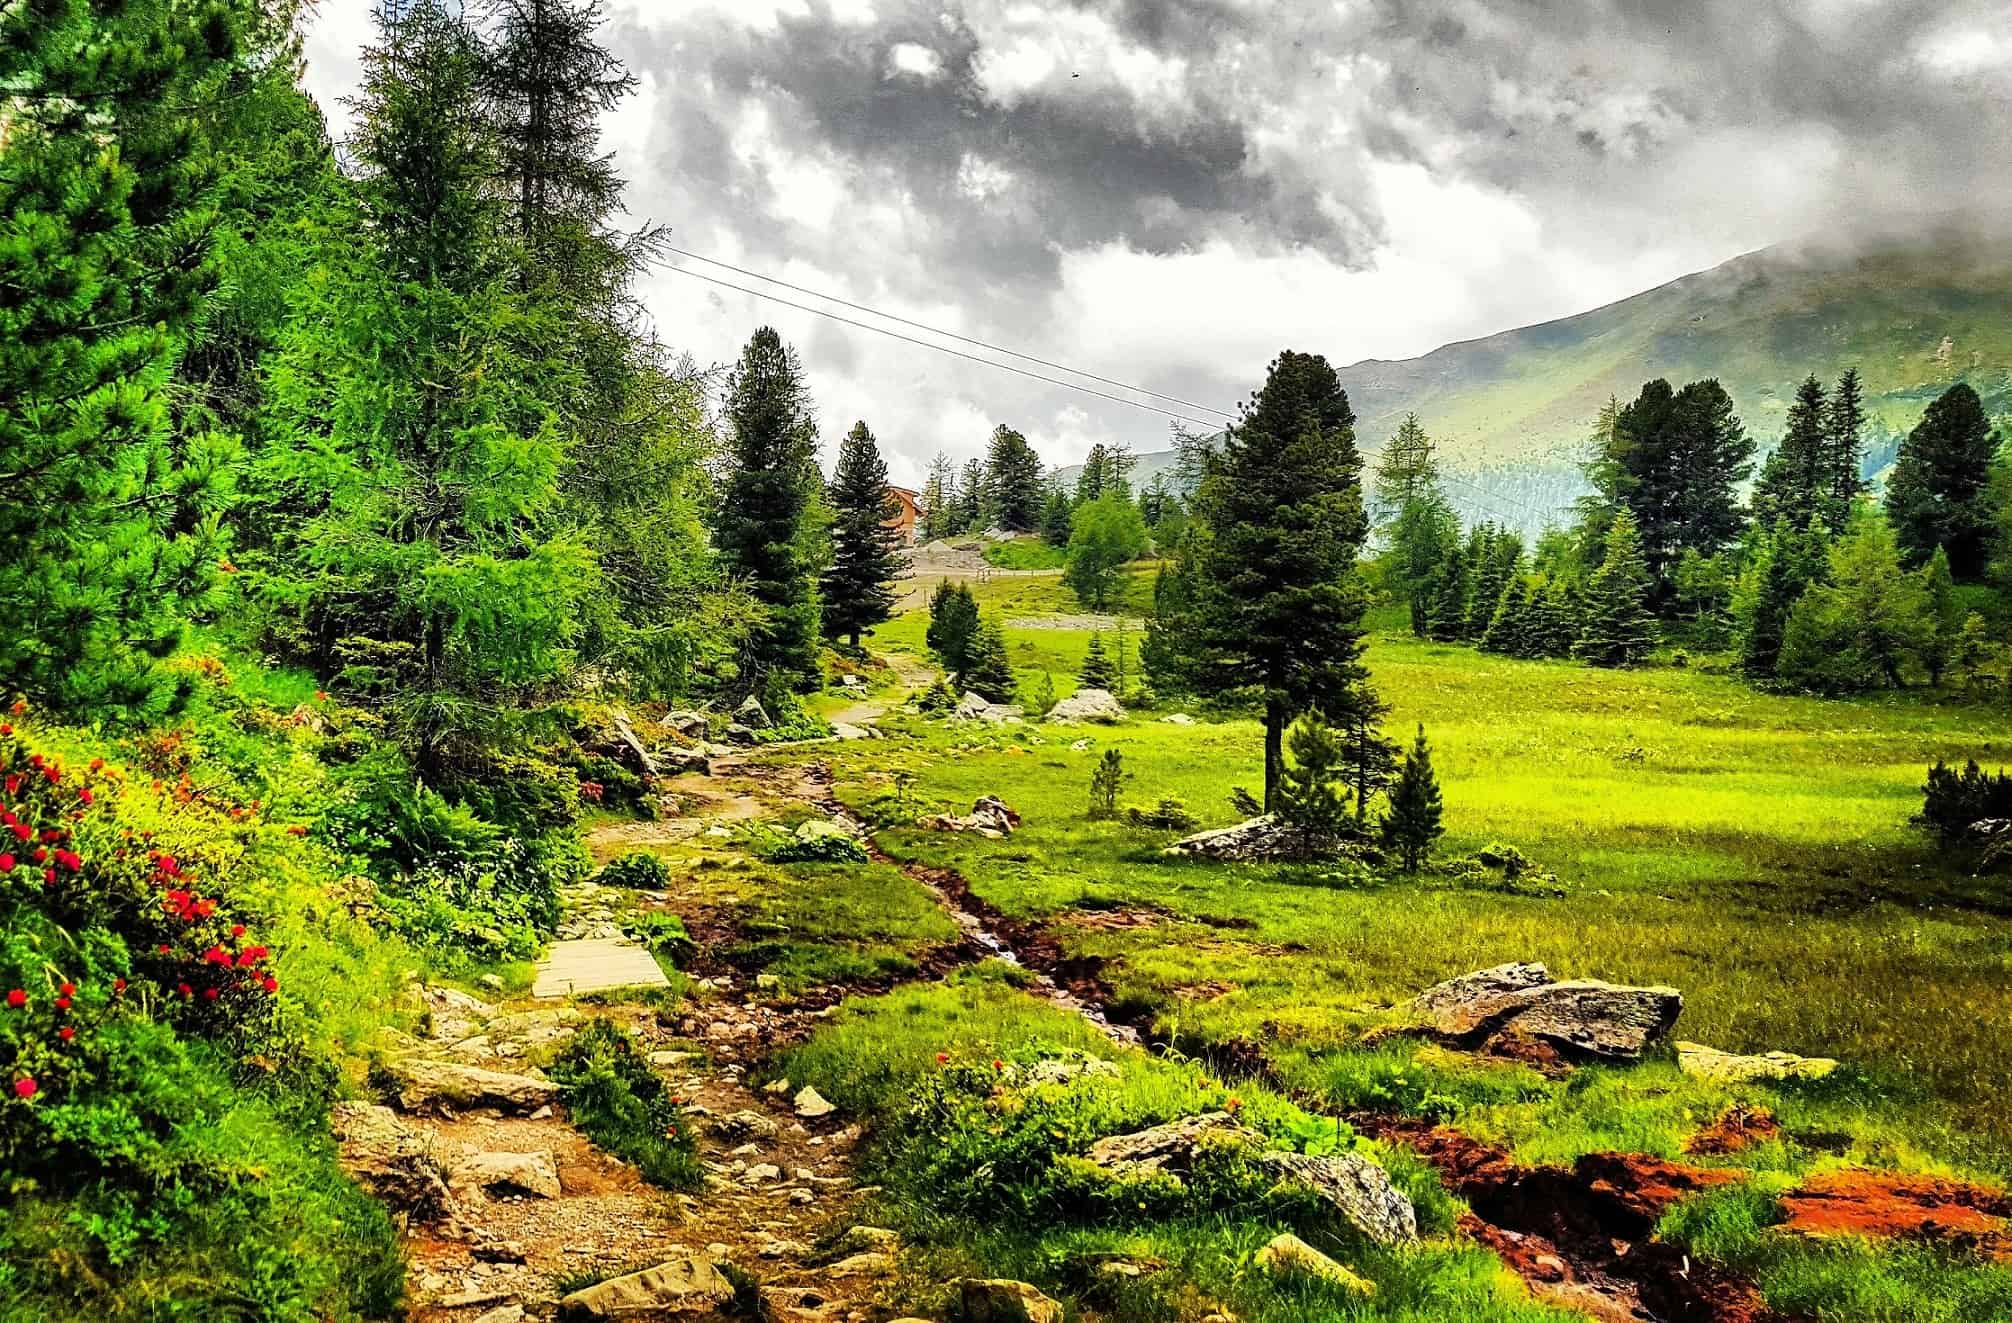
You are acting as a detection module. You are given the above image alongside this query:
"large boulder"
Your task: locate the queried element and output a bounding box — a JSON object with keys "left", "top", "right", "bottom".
{"left": 925, "top": 795, "right": 1021, "bottom": 837}
{"left": 329, "top": 1101, "right": 457, "bottom": 1222}
{"left": 608, "top": 709, "right": 656, "bottom": 778}
{"left": 385, "top": 1059, "right": 562, "bottom": 1116}
{"left": 1046, "top": 687, "right": 1125, "bottom": 724}
{"left": 954, "top": 1278, "right": 1064, "bottom": 1323}
{"left": 1675, "top": 1040, "right": 1840, "bottom": 1084}
{"left": 954, "top": 691, "right": 1024, "bottom": 724}
{"left": 1410, "top": 962, "right": 1681, "bottom": 1063}
{"left": 558, "top": 1255, "right": 734, "bottom": 1318}
{"left": 1085, "top": 1113, "right": 1417, "bottom": 1246}
{"left": 664, "top": 709, "right": 709, "bottom": 739}
{"left": 733, "top": 695, "right": 771, "bottom": 729}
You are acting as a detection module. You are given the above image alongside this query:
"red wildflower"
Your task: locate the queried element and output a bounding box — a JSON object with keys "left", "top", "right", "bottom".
{"left": 1225, "top": 1096, "right": 1243, "bottom": 1113}
{"left": 0, "top": 855, "right": 12, "bottom": 873}
{"left": 313, "top": 690, "right": 329, "bottom": 703}
{"left": 203, "top": 987, "right": 219, "bottom": 1001}
{"left": 113, "top": 978, "right": 126, "bottom": 994}
{"left": 10, "top": 823, "right": 28, "bottom": 842}
{"left": 262, "top": 975, "right": 279, "bottom": 993}
{"left": 5, "top": 990, "right": 23, "bottom": 1009}
{"left": 231, "top": 924, "right": 245, "bottom": 938}
{"left": 991, "top": 1058, "right": 1004, "bottom": 1071}
{"left": 54, "top": 997, "right": 69, "bottom": 1011}
{"left": 4, "top": 774, "right": 18, "bottom": 794}
{"left": 88, "top": 758, "right": 102, "bottom": 773}
{"left": 935, "top": 1052, "right": 950, "bottom": 1064}
{"left": 77, "top": 788, "right": 91, "bottom": 806}
{"left": 177, "top": 983, "right": 193, "bottom": 998}
{"left": 13, "top": 1078, "right": 35, "bottom": 1099}
{"left": 11, "top": 700, "right": 27, "bottom": 716}
{"left": 57, "top": 1026, "right": 73, "bottom": 1042}
{"left": 157, "top": 943, "right": 171, "bottom": 955}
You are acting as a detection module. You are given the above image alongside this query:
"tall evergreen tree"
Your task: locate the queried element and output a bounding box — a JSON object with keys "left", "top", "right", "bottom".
{"left": 1040, "top": 483, "right": 1074, "bottom": 545}
{"left": 1885, "top": 383, "right": 1998, "bottom": 578}
{"left": 1424, "top": 539, "right": 1472, "bottom": 643}
{"left": 1064, "top": 494, "right": 1147, "bottom": 609}
{"left": 716, "top": 328, "right": 822, "bottom": 690}
{"left": 821, "top": 421, "right": 906, "bottom": 648}
{"left": 1466, "top": 525, "right": 1524, "bottom": 639}
{"left": 920, "top": 452, "right": 956, "bottom": 540}
{"left": 1734, "top": 518, "right": 1829, "bottom": 681}
{"left": 1822, "top": 368, "right": 1867, "bottom": 523}
{"left": 1777, "top": 505, "right": 1930, "bottom": 692}
{"left": 1151, "top": 351, "right": 1377, "bottom": 808}
{"left": 1600, "top": 379, "right": 1754, "bottom": 606}
{"left": 1576, "top": 510, "right": 1657, "bottom": 666}
{"left": 1074, "top": 443, "right": 1113, "bottom": 505}
{"left": 958, "top": 456, "right": 986, "bottom": 532}
{"left": 1079, "top": 633, "right": 1118, "bottom": 690}
{"left": 1919, "top": 547, "right": 1963, "bottom": 687}
{"left": 1373, "top": 414, "right": 1441, "bottom": 518}
{"left": 985, "top": 425, "right": 1045, "bottom": 531}
{"left": 1381, "top": 724, "right": 1445, "bottom": 872}
{"left": 0, "top": 0, "right": 253, "bottom": 717}
{"left": 1752, "top": 376, "right": 1829, "bottom": 531}
{"left": 925, "top": 581, "right": 979, "bottom": 674}
{"left": 958, "top": 616, "right": 1015, "bottom": 702}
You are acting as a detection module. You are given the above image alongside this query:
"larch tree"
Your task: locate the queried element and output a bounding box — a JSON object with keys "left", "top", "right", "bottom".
{"left": 821, "top": 421, "right": 907, "bottom": 648}
{"left": 0, "top": 0, "right": 253, "bottom": 718}
{"left": 1885, "top": 383, "right": 1998, "bottom": 578}
{"left": 1153, "top": 350, "right": 1379, "bottom": 809}
{"left": 1063, "top": 494, "right": 1148, "bottom": 610}
{"left": 716, "top": 327, "right": 823, "bottom": 691}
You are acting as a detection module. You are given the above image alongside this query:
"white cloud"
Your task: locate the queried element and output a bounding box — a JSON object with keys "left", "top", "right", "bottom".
{"left": 888, "top": 42, "right": 943, "bottom": 79}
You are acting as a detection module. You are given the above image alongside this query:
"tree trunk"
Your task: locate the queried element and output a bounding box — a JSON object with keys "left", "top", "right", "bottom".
{"left": 1263, "top": 697, "right": 1285, "bottom": 812}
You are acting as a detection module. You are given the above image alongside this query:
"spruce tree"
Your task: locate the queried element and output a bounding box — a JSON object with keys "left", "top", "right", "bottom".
{"left": 1735, "top": 519, "right": 1828, "bottom": 681}
{"left": 716, "top": 327, "right": 822, "bottom": 689}
{"left": 1275, "top": 712, "right": 1353, "bottom": 843}
{"left": 1467, "top": 526, "right": 1523, "bottom": 639}
{"left": 1576, "top": 510, "right": 1657, "bottom": 667}
{"left": 821, "top": 421, "right": 907, "bottom": 648}
{"left": 1481, "top": 578, "right": 1535, "bottom": 656}
{"left": 959, "top": 457, "right": 986, "bottom": 531}
{"left": 1079, "top": 633, "right": 1118, "bottom": 690}
{"left": 1381, "top": 725, "right": 1445, "bottom": 872}
{"left": 1602, "top": 379, "right": 1754, "bottom": 606}
{"left": 1040, "top": 484, "right": 1074, "bottom": 545}
{"left": 1752, "top": 376, "right": 1829, "bottom": 531}
{"left": 1919, "top": 547, "right": 1962, "bottom": 687}
{"left": 920, "top": 452, "right": 956, "bottom": 540}
{"left": 1373, "top": 414, "right": 1441, "bottom": 518}
{"left": 1424, "top": 541, "right": 1471, "bottom": 642}
{"left": 1823, "top": 368, "right": 1866, "bottom": 523}
{"left": 985, "top": 425, "right": 1044, "bottom": 531}
{"left": 1776, "top": 506, "right": 1930, "bottom": 693}
{"left": 1885, "top": 383, "right": 1998, "bottom": 578}
{"left": 1335, "top": 707, "right": 1400, "bottom": 824}
{"left": 1150, "top": 350, "right": 1377, "bottom": 808}
{"left": 958, "top": 617, "right": 1015, "bottom": 702}
{"left": 925, "top": 582, "right": 979, "bottom": 674}
{"left": 1074, "top": 443, "right": 1112, "bottom": 505}
{"left": 0, "top": 0, "right": 251, "bottom": 717}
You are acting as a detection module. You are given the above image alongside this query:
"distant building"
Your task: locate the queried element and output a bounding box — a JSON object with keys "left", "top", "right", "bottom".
{"left": 884, "top": 486, "right": 921, "bottom": 544}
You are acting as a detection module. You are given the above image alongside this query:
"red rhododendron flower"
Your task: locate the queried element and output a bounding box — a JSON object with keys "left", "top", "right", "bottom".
{"left": 935, "top": 1052, "right": 950, "bottom": 1064}
{"left": 88, "top": 758, "right": 102, "bottom": 773}
{"left": 0, "top": 855, "right": 12, "bottom": 873}
{"left": 13, "top": 1078, "right": 35, "bottom": 1099}
{"left": 203, "top": 987, "right": 219, "bottom": 1001}
{"left": 77, "top": 788, "right": 92, "bottom": 806}
{"left": 113, "top": 978, "right": 126, "bottom": 993}
{"left": 157, "top": 943, "right": 171, "bottom": 955}
{"left": 177, "top": 983, "right": 192, "bottom": 998}
{"left": 54, "top": 997, "right": 69, "bottom": 1011}
{"left": 231, "top": 925, "right": 245, "bottom": 938}
{"left": 5, "top": 990, "right": 23, "bottom": 1009}
{"left": 57, "top": 1026, "right": 73, "bottom": 1042}
{"left": 59, "top": 982, "right": 72, "bottom": 996}
{"left": 262, "top": 975, "right": 279, "bottom": 993}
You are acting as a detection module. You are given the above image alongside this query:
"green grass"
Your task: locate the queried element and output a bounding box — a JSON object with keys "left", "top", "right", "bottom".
{"left": 982, "top": 536, "right": 1069, "bottom": 570}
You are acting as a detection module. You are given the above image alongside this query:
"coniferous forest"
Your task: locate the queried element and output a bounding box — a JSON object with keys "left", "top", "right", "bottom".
{"left": 5, "top": 4, "right": 2012, "bottom": 1322}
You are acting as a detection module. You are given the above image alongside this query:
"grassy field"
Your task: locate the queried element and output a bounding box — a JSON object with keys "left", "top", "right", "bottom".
{"left": 832, "top": 582, "right": 2012, "bottom": 1175}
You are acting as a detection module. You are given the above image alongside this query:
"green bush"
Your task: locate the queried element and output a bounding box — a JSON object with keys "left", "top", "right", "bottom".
{"left": 550, "top": 1019, "right": 702, "bottom": 1190}
{"left": 596, "top": 850, "right": 672, "bottom": 890}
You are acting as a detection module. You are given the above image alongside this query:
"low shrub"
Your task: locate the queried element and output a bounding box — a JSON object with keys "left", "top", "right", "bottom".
{"left": 596, "top": 850, "right": 673, "bottom": 890}
{"left": 1124, "top": 795, "right": 1197, "bottom": 832}
{"left": 549, "top": 1019, "right": 702, "bottom": 1190}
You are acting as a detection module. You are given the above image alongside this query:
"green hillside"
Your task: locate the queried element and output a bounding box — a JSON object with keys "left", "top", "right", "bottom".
{"left": 1071, "top": 226, "right": 2012, "bottom": 514}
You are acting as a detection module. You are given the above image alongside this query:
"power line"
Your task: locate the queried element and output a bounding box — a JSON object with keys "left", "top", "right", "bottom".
{"left": 649, "top": 258, "right": 1229, "bottom": 430}
{"left": 660, "top": 244, "right": 1238, "bottom": 422}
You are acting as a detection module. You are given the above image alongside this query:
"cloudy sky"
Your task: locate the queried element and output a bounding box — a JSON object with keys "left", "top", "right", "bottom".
{"left": 301, "top": 0, "right": 2012, "bottom": 482}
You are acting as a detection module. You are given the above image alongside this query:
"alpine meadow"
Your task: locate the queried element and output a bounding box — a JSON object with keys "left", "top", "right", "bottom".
{"left": 6, "top": 3, "right": 2012, "bottom": 1323}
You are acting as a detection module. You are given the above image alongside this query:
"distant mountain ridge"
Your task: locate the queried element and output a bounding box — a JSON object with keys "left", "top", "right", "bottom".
{"left": 1059, "top": 224, "right": 2012, "bottom": 530}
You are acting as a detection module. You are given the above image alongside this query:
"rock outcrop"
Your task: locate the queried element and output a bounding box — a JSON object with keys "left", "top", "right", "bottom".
{"left": 1162, "top": 815, "right": 1348, "bottom": 862}
{"left": 557, "top": 1254, "right": 734, "bottom": 1318}
{"left": 925, "top": 795, "right": 1021, "bottom": 837}
{"left": 384, "top": 1059, "right": 562, "bottom": 1116}
{"left": 954, "top": 1278, "right": 1065, "bottom": 1323}
{"left": 329, "top": 1101, "right": 457, "bottom": 1222}
{"left": 1253, "top": 1232, "right": 1375, "bottom": 1296}
{"left": 1675, "top": 1039, "right": 1839, "bottom": 1083}
{"left": 1409, "top": 962, "right": 1682, "bottom": 1063}
{"left": 1046, "top": 687, "right": 1125, "bottom": 724}
{"left": 953, "top": 692, "right": 1024, "bottom": 724}
{"left": 449, "top": 1149, "right": 562, "bottom": 1201}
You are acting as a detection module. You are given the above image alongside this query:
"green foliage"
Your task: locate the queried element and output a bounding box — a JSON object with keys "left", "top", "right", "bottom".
{"left": 821, "top": 421, "right": 907, "bottom": 646}
{"left": 1381, "top": 724, "right": 1445, "bottom": 871}
{"left": 1040, "top": 486, "right": 1076, "bottom": 548}
{"left": 550, "top": 1019, "right": 702, "bottom": 1189}
{"left": 596, "top": 850, "right": 673, "bottom": 890}
{"left": 1886, "top": 383, "right": 1999, "bottom": 578}
{"left": 1595, "top": 377, "right": 1754, "bottom": 605}
{"left": 1273, "top": 712, "right": 1354, "bottom": 840}
{"left": 0, "top": 0, "right": 252, "bottom": 720}
{"left": 1062, "top": 494, "right": 1149, "bottom": 610}
{"left": 917, "top": 677, "right": 960, "bottom": 715}
{"left": 1079, "top": 634, "right": 1118, "bottom": 691}
{"left": 1152, "top": 350, "right": 1379, "bottom": 808}
{"left": 1576, "top": 510, "right": 1658, "bottom": 667}
{"left": 1776, "top": 505, "right": 1931, "bottom": 694}
{"left": 985, "top": 426, "right": 1046, "bottom": 532}
{"left": 1025, "top": 670, "right": 1059, "bottom": 719}
{"left": 1735, "top": 518, "right": 1830, "bottom": 680}
{"left": 925, "top": 582, "right": 981, "bottom": 675}
{"left": 1088, "top": 750, "right": 1127, "bottom": 821}
{"left": 958, "top": 618, "right": 1016, "bottom": 704}
{"left": 759, "top": 827, "right": 870, "bottom": 866}
{"left": 716, "top": 327, "right": 823, "bottom": 689}
{"left": 1918, "top": 759, "right": 2012, "bottom": 849}
{"left": 1124, "top": 796, "right": 1198, "bottom": 832}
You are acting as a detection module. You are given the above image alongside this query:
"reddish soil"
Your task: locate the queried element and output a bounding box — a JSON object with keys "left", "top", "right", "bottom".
{"left": 1359, "top": 1116, "right": 1776, "bottom": 1323}
{"left": 1685, "top": 1106, "right": 1782, "bottom": 1157}
{"left": 1779, "top": 1169, "right": 2012, "bottom": 1259}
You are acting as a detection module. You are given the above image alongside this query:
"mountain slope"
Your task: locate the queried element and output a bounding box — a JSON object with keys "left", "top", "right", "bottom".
{"left": 1332, "top": 224, "right": 2012, "bottom": 469}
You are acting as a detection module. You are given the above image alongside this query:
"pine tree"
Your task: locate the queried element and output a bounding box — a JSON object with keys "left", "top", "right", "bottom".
{"left": 1424, "top": 541, "right": 1471, "bottom": 642}
{"left": 1467, "top": 525, "right": 1523, "bottom": 639}
{"left": 1335, "top": 707, "right": 1400, "bottom": 824}
{"left": 958, "top": 457, "right": 986, "bottom": 532}
{"left": 1079, "top": 633, "right": 1118, "bottom": 690}
{"left": 1885, "top": 383, "right": 1998, "bottom": 578}
{"left": 1601, "top": 379, "right": 1754, "bottom": 607}
{"left": 1088, "top": 748, "right": 1126, "bottom": 820}
{"left": 0, "top": 0, "right": 252, "bottom": 716}
{"left": 1150, "top": 351, "right": 1379, "bottom": 808}
{"left": 925, "top": 582, "right": 980, "bottom": 674}
{"left": 1275, "top": 712, "right": 1354, "bottom": 843}
{"left": 1752, "top": 376, "right": 1829, "bottom": 531}
{"left": 1040, "top": 484, "right": 1074, "bottom": 545}
{"left": 1576, "top": 510, "right": 1657, "bottom": 667}
{"left": 1535, "top": 577, "right": 1580, "bottom": 657}
{"left": 1734, "top": 519, "right": 1828, "bottom": 681}
{"left": 716, "top": 327, "right": 823, "bottom": 689}
{"left": 821, "top": 421, "right": 907, "bottom": 647}
{"left": 1481, "top": 578, "right": 1534, "bottom": 656}
{"left": 1381, "top": 725, "right": 1445, "bottom": 872}
{"left": 1074, "top": 443, "right": 1112, "bottom": 505}
{"left": 985, "top": 425, "right": 1044, "bottom": 531}
{"left": 1139, "top": 472, "right": 1174, "bottom": 528}
{"left": 920, "top": 452, "right": 956, "bottom": 540}
{"left": 1823, "top": 368, "right": 1867, "bottom": 524}
{"left": 958, "top": 617, "right": 1015, "bottom": 702}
